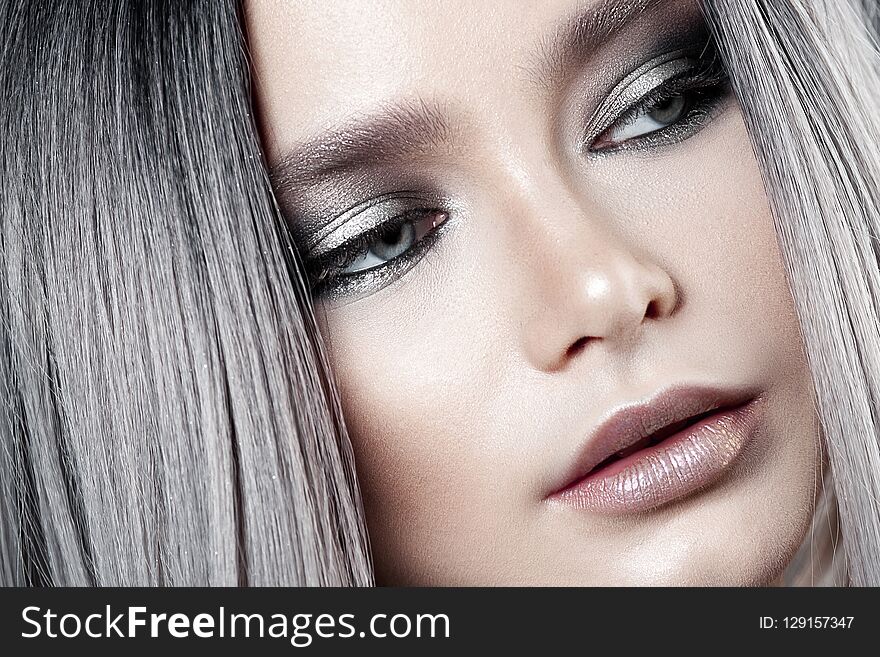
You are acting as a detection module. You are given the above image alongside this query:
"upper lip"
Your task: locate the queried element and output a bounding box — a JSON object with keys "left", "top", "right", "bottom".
{"left": 549, "top": 384, "right": 757, "bottom": 496}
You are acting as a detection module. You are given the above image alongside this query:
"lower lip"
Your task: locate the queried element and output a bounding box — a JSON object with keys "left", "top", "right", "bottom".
{"left": 550, "top": 397, "right": 764, "bottom": 514}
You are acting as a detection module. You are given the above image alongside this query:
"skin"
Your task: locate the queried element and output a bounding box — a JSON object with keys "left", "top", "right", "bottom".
{"left": 246, "top": 0, "right": 821, "bottom": 585}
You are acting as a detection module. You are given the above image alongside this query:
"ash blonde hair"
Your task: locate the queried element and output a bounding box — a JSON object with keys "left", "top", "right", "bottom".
{"left": 0, "top": 0, "right": 372, "bottom": 586}
{"left": 703, "top": 0, "right": 880, "bottom": 585}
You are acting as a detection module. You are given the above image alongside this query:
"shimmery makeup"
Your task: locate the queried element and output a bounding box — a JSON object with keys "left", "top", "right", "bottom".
{"left": 306, "top": 192, "right": 433, "bottom": 257}
{"left": 584, "top": 48, "right": 696, "bottom": 142}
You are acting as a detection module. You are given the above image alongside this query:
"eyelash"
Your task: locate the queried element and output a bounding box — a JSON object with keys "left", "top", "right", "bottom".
{"left": 588, "top": 53, "right": 731, "bottom": 153}
{"left": 307, "top": 49, "right": 731, "bottom": 300}
{"left": 307, "top": 208, "right": 449, "bottom": 299}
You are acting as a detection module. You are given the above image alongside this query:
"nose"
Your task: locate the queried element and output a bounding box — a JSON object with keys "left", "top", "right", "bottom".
{"left": 515, "top": 198, "right": 679, "bottom": 372}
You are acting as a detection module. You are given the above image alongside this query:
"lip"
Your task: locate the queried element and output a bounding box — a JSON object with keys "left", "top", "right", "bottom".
{"left": 547, "top": 385, "right": 765, "bottom": 514}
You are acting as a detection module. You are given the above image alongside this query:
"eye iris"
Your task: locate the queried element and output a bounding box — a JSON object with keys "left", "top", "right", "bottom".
{"left": 648, "top": 94, "right": 687, "bottom": 125}
{"left": 372, "top": 222, "right": 416, "bottom": 260}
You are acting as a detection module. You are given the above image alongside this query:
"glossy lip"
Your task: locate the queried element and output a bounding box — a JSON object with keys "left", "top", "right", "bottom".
{"left": 547, "top": 385, "right": 765, "bottom": 514}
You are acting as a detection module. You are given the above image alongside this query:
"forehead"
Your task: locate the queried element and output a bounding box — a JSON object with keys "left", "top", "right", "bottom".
{"left": 246, "top": 1, "right": 593, "bottom": 144}
{"left": 245, "top": 0, "right": 586, "bottom": 66}
{"left": 245, "top": 0, "right": 688, "bottom": 160}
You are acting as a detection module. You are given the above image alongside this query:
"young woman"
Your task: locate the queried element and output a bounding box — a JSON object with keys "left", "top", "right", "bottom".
{"left": 1, "top": 0, "right": 877, "bottom": 586}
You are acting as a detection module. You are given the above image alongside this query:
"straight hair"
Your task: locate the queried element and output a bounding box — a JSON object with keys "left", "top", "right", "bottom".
{"left": 0, "top": 0, "right": 372, "bottom": 586}
{"left": 702, "top": 0, "right": 880, "bottom": 585}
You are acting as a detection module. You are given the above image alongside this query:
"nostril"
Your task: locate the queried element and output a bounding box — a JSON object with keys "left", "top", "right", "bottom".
{"left": 566, "top": 336, "right": 592, "bottom": 359}
{"left": 645, "top": 298, "right": 661, "bottom": 320}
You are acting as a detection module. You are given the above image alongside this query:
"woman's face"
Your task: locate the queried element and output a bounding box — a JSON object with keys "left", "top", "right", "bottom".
{"left": 247, "top": 0, "right": 821, "bottom": 585}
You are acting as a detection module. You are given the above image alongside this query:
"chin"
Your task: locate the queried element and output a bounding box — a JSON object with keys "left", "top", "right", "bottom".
{"left": 631, "top": 500, "right": 813, "bottom": 586}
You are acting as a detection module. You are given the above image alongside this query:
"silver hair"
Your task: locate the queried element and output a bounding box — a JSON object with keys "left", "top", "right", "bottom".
{"left": 0, "top": 0, "right": 372, "bottom": 586}
{"left": 702, "top": 0, "right": 880, "bottom": 585}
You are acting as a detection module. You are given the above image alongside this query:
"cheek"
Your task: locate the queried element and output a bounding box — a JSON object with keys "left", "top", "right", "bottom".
{"left": 589, "top": 106, "right": 808, "bottom": 378}
{"left": 317, "top": 299, "right": 513, "bottom": 583}
{"left": 582, "top": 109, "right": 820, "bottom": 581}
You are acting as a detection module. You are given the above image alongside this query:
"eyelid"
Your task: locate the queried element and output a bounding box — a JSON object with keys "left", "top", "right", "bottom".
{"left": 582, "top": 48, "right": 698, "bottom": 148}
{"left": 313, "top": 215, "right": 453, "bottom": 303}
{"left": 305, "top": 192, "right": 428, "bottom": 258}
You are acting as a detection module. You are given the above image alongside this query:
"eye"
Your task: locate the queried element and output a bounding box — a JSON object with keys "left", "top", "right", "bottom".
{"left": 598, "top": 93, "right": 689, "bottom": 146}
{"left": 584, "top": 46, "right": 732, "bottom": 154}
{"left": 306, "top": 206, "right": 450, "bottom": 299}
{"left": 338, "top": 211, "right": 446, "bottom": 275}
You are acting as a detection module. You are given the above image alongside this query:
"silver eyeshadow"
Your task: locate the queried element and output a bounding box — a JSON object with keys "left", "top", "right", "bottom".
{"left": 582, "top": 48, "right": 697, "bottom": 147}
{"left": 304, "top": 192, "right": 431, "bottom": 258}
{"left": 305, "top": 50, "right": 705, "bottom": 261}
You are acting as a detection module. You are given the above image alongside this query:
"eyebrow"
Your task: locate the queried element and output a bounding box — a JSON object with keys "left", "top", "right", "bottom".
{"left": 530, "top": 0, "right": 666, "bottom": 91}
{"left": 268, "top": 99, "right": 452, "bottom": 207}
{"left": 268, "top": 0, "right": 666, "bottom": 205}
